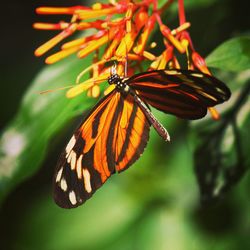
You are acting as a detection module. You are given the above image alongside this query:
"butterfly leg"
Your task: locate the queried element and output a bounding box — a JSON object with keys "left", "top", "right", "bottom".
{"left": 131, "top": 92, "right": 170, "bottom": 141}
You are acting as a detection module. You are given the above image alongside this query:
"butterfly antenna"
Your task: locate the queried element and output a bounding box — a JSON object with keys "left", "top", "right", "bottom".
{"left": 124, "top": 37, "right": 128, "bottom": 78}
{"left": 111, "top": 62, "right": 117, "bottom": 75}
{"left": 38, "top": 85, "right": 75, "bottom": 95}
{"left": 76, "top": 59, "right": 106, "bottom": 84}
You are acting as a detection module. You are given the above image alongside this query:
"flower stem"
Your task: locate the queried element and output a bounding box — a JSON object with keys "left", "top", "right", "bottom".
{"left": 178, "top": 0, "right": 186, "bottom": 25}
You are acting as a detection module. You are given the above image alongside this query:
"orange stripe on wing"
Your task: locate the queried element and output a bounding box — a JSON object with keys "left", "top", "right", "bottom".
{"left": 115, "top": 96, "right": 150, "bottom": 172}
{"left": 92, "top": 93, "right": 121, "bottom": 182}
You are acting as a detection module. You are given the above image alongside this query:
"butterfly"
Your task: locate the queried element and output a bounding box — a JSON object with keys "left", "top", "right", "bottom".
{"left": 53, "top": 69, "right": 231, "bottom": 208}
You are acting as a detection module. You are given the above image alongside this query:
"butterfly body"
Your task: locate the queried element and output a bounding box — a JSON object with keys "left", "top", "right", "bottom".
{"left": 53, "top": 69, "right": 231, "bottom": 208}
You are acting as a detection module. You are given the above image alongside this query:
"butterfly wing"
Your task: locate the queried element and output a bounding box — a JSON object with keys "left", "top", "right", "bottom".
{"left": 53, "top": 91, "right": 150, "bottom": 208}
{"left": 126, "top": 69, "right": 231, "bottom": 119}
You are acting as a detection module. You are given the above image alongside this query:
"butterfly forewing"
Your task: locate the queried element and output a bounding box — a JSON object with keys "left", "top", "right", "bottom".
{"left": 127, "top": 69, "right": 231, "bottom": 119}
{"left": 53, "top": 91, "right": 150, "bottom": 208}
{"left": 114, "top": 94, "right": 150, "bottom": 172}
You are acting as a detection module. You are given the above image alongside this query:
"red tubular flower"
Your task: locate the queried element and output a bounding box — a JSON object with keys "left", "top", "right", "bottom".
{"left": 36, "top": 6, "right": 88, "bottom": 15}
{"left": 134, "top": 15, "right": 156, "bottom": 55}
{"left": 34, "top": 0, "right": 226, "bottom": 120}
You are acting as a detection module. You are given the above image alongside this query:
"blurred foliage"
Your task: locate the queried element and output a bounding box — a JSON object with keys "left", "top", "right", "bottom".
{"left": 0, "top": 55, "right": 97, "bottom": 203}
{"left": 0, "top": 0, "right": 250, "bottom": 250}
{"left": 206, "top": 37, "right": 250, "bottom": 72}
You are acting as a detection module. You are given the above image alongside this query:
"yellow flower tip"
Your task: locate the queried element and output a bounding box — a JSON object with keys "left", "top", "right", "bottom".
{"left": 173, "top": 56, "right": 181, "bottom": 69}
{"left": 133, "top": 29, "right": 149, "bottom": 55}
{"left": 66, "top": 82, "right": 93, "bottom": 98}
{"left": 44, "top": 57, "right": 53, "bottom": 65}
{"left": 157, "top": 48, "right": 174, "bottom": 70}
{"left": 35, "top": 24, "right": 78, "bottom": 57}
{"left": 125, "top": 6, "right": 133, "bottom": 32}
{"left": 109, "top": 0, "right": 117, "bottom": 5}
{"left": 91, "top": 85, "right": 101, "bottom": 98}
{"left": 163, "top": 46, "right": 174, "bottom": 62}
{"left": 150, "top": 42, "right": 157, "bottom": 49}
{"left": 33, "top": 23, "right": 53, "bottom": 30}
{"left": 34, "top": 48, "right": 43, "bottom": 57}
{"left": 36, "top": 7, "right": 75, "bottom": 15}
{"left": 201, "top": 67, "right": 210, "bottom": 75}
{"left": 61, "top": 37, "right": 86, "bottom": 50}
{"left": 34, "top": 35, "right": 63, "bottom": 57}
{"left": 134, "top": 15, "right": 156, "bottom": 55}
{"left": 127, "top": 53, "right": 142, "bottom": 61}
{"left": 33, "top": 22, "right": 69, "bottom": 30}
{"left": 158, "top": 57, "right": 167, "bottom": 70}
{"left": 87, "top": 88, "right": 92, "bottom": 97}
{"left": 171, "top": 22, "right": 191, "bottom": 35}
{"left": 126, "top": 20, "right": 132, "bottom": 33}
{"left": 192, "top": 51, "right": 210, "bottom": 74}
{"left": 168, "top": 61, "right": 174, "bottom": 69}
{"left": 160, "top": 25, "right": 185, "bottom": 53}
{"left": 181, "top": 38, "right": 189, "bottom": 49}
{"left": 103, "top": 30, "right": 124, "bottom": 60}
{"left": 150, "top": 57, "right": 161, "bottom": 70}
{"left": 209, "top": 107, "right": 220, "bottom": 120}
{"left": 143, "top": 51, "right": 156, "bottom": 61}
{"left": 45, "top": 47, "right": 79, "bottom": 64}
{"left": 77, "top": 22, "right": 93, "bottom": 30}
{"left": 117, "top": 63, "right": 125, "bottom": 76}
{"left": 77, "top": 33, "right": 110, "bottom": 58}
{"left": 115, "top": 31, "right": 136, "bottom": 58}
{"left": 92, "top": 3, "right": 102, "bottom": 10}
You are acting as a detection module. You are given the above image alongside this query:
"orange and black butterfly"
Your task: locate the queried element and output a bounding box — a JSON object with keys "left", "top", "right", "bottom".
{"left": 53, "top": 69, "right": 231, "bottom": 208}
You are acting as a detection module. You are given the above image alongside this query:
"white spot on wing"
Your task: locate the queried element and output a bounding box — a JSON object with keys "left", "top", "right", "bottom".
{"left": 82, "top": 168, "right": 92, "bottom": 193}
{"left": 66, "top": 135, "right": 76, "bottom": 155}
{"left": 190, "top": 73, "right": 203, "bottom": 78}
{"left": 164, "top": 70, "right": 181, "bottom": 75}
{"left": 69, "top": 191, "right": 77, "bottom": 205}
{"left": 70, "top": 151, "right": 77, "bottom": 170}
{"left": 60, "top": 178, "right": 68, "bottom": 191}
{"left": 76, "top": 154, "right": 83, "bottom": 179}
{"left": 67, "top": 150, "right": 77, "bottom": 170}
{"left": 56, "top": 168, "right": 63, "bottom": 183}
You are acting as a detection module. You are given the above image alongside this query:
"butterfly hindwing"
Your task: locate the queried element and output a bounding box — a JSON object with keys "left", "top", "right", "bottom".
{"left": 53, "top": 91, "right": 150, "bottom": 208}
{"left": 127, "top": 69, "right": 231, "bottom": 119}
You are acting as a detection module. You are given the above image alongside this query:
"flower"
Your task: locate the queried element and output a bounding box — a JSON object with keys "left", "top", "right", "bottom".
{"left": 34, "top": 0, "right": 220, "bottom": 119}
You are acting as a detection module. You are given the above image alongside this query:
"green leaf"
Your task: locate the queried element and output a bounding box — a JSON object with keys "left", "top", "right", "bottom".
{"left": 206, "top": 36, "right": 250, "bottom": 72}
{"left": 190, "top": 80, "right": 250, "bottom": 203}
{"left": 0, "top": 55, "right": 97, "bottom": 203}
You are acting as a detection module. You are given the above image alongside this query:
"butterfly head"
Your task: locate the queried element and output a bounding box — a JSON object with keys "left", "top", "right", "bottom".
{"left": 108, "top": 74, "right": 130, "bottom": 93}
{"left": 108, "top": 74, "right": 121, "bottom": 85}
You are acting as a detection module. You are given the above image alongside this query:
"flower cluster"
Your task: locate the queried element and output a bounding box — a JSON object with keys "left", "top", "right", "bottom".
{"left": 34, "top": 0, "right": 219, "bottom": 119}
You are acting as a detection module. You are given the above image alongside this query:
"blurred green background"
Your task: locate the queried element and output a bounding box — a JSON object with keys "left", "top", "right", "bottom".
{"left": 0, "top": 0, "right": 249, "bottom": 250}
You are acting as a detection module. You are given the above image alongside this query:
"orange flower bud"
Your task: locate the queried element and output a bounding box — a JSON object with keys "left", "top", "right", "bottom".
{"left": 208, "top": 107, "right": 220, "bottom": 120}
{"left": 135, "top": 8, "right": 149, "bottom": 30}
{"left": 134, "top": 15, "right": 156, "bottom": 55}
{"left": 192, "top": 51, "right": 210, "bottom": 74}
